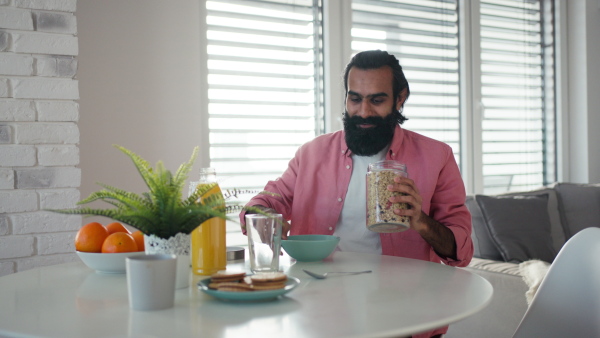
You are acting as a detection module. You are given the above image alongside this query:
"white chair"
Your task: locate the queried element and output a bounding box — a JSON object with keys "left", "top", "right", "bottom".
{"left": 512, "top": 227, "right": 600, "bottom": 338}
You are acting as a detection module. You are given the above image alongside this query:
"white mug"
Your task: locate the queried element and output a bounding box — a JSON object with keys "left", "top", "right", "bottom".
{"left": 126, "top": 254, "right": 177, "bottom": 311}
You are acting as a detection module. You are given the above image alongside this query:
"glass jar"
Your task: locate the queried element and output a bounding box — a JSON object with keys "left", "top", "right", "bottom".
{"left": 189, "top": 168, "right": 226, "bottom": 275}
{"left": 366, "top": 160, "right": 410, "bottom": 233}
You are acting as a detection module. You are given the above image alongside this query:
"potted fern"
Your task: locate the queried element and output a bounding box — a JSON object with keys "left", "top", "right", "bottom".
{"left": 51, "top": 145, "right": 232, "bottom": 288}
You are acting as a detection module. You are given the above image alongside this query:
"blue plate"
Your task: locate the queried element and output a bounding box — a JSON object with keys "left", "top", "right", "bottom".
{"left": 198, "top": 277, "right": 300, "bottom": 302}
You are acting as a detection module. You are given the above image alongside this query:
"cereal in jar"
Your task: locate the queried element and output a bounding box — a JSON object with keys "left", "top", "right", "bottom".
{"left": 366, "top": 160, "right": 410, "bottom": 233}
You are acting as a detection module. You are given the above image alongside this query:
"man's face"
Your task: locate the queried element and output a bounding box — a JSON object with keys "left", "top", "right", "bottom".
{"left": 343, "top": 66, "right": 404, "bottom": 156}
{"left": 345, "top": 66, "right": 399, "bottom": 121}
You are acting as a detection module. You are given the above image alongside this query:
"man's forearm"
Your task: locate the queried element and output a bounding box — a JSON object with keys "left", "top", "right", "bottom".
{"left": 415, "top": 212, "right": 457, "bottom": 260}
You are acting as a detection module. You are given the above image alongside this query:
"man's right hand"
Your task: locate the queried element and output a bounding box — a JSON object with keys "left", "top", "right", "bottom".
{"left": 281, "top": 219, "right": 291, "bottom": 240}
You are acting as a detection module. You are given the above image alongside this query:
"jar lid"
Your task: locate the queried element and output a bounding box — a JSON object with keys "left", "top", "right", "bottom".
{"left": 226, "top": 246, "right": 245, "bottom": 261}
{"left": 199, "top": 167, "right": 216, "bottom": 175}
{"left": 368, "top": 160, "right": 407, "bottom": 173}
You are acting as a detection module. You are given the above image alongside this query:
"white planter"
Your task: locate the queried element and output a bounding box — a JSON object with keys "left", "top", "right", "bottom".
{"left": 144, "top": 233, "right": 191, "bottom": 289}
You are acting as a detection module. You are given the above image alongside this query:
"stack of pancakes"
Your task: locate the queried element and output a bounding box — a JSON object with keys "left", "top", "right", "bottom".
{"left": 208, "top": 271, "right": 287, "bottom": 292}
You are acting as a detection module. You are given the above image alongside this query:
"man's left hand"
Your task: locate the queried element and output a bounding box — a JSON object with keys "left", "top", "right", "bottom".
{"left": 387, "top": 175, "right": 457, "bottom": 260}
{"left": 386, "top": 176, "right": 427, "bottom": 231}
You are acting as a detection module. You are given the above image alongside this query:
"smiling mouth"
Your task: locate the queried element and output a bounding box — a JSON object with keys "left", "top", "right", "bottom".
{"left": 358, "top": 124, "right": 376, "bottom": 129}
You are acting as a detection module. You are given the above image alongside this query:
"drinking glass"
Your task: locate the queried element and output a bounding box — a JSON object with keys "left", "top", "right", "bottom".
{"left": 245, "top": 213, "right": 283, "bottom": 273}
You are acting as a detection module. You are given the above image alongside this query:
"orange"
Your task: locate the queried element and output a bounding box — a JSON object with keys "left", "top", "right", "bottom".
{"left": 75, "top": 222, "right": 110, "bottom": 253}
{"left": 131, "top": 230, "right": 145, "bottom": 252}
{"left": 101, "top": 232, "right": 138, "bottom": 253}
{"left": 106, "top": 222, "right": 131, "bottom": 235}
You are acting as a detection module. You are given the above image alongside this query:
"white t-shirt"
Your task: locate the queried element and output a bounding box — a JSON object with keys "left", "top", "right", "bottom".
{"left": 333, "top": 146, "right": 388, "bottom": 254}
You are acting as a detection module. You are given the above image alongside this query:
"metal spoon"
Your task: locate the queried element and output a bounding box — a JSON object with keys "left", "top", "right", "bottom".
{"left": 303, "top": 269, "right": 372, "bottom": 279}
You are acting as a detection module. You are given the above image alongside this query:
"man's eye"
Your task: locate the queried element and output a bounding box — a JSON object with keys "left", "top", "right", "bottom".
{"left": 372, "top": 98, "right": 383, "bottom": 104}
{"left": 350, "top": 97, "right": 361, "bottom": 103}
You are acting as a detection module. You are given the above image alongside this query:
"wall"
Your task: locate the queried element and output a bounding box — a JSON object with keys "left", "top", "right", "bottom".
{"left": 77, "top": 0, "right": 205, "bottom": 212}
{"left": 590, "top": 1, "right": 600, "bottom": 183}
{"left": 565, "top": 0, "right": 600, "bottom": 183}
{"left": 0, "top": 0, "right": 81, "bottom": 277}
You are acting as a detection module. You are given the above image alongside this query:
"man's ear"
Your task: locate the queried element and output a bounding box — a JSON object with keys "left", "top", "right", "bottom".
{"left": 396, "top": 88, "right": 408, "bottom": 111}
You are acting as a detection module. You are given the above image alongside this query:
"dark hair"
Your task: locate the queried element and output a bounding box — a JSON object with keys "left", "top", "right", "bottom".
{"left": 343, "top": 50, "right": 410, "bottom": 124}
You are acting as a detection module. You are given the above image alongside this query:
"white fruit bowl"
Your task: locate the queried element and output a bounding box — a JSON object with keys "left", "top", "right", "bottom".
{"left": 76, "top": 251, "right": 145, "bottom": 274}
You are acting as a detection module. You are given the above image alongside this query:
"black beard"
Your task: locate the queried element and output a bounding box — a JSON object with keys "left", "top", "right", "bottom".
{"left": 343, "top": 110, "right": 398, "bottom": 156}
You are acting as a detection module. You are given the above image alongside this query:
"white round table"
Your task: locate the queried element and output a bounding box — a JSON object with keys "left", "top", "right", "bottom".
{"left": 0, "top": 251, "right": 492, "bottom": 337}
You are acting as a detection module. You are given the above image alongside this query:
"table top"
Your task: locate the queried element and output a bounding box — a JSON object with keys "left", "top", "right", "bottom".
{"left": 0, "top": 252, "right": 492, "bottom": 338}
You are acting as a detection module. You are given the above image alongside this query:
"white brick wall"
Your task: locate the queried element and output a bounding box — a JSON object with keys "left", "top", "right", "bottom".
{"left": 0, "top": 168, "right": 14, "bottom": 189}
{"left": 38, "top": 145, "right": 79, "bottom": 166}
{"left": 0, "top": 0, "right": 80, "bottom": 277}
{"left": 1, "top": 215, "right": 10, "bottom": 235}
{"left": 0, "top": 100, "right": 36, "bottom": 121}
{"left": 0, "top": 54, "right": 34, "bottom": 76}
{"left": 12, "top": 78, "right": 79, "bottom": 99}
{"left": 15, "top": 0, "right": 77, "bottom": 13}
{"left": 36, "top": 101, "right": 78, "bottom": 121}
{"left": 15, "top": 167, "right": 81, "bottom": 188}
{"left": 0, "top": 124, "right": 10, "bottom": 142}
{"left": 0, "top": 145, "right": 36, "bottom": 166}
{"left": 38, "top": 188, "right": 79, "bottom": 209}
{"left": 10, "top": 212, "right": 81, "bottom": 234}
{"left": 0, "top": 7, "right": 34, "bottom": 30}
{"left": 12, "top": 32, "right": 78, "bottom": 55}
{"left": 0, "top": 190, "right": 37, "bottom": 213}
{"left": 0, "top": 78, "right": 8, "bottom": 97}
{"left": 15, "top": 122, "right": 79, "bottom": 143}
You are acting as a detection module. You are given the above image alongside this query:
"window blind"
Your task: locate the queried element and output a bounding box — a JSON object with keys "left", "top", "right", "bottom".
{"left": 351, "top": 0, "right": 461, "bottom": 166}
{"left": 206, "top": 0, "right": 323, "bottom": 196}
{"left": 480, "top": 0, "right": 554, "bottom": 193}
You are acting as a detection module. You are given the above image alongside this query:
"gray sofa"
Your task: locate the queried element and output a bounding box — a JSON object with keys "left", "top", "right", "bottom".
{"left": 446, "top": 182, "right": 600, "bottom": 338}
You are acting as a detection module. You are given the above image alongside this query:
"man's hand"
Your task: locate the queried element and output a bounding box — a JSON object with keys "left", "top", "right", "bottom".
{"left": 244, "top": 206, "right": 291, "bottom": 239}
{"left": 387, "top": 176, "right": 457, "bottom": 260}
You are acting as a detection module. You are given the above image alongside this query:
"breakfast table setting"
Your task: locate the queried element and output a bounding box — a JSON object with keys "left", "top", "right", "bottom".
{"left": 0, "top": 148, "right": 493, "bottom": 337}
{"left": 0, "top": 247, "right": 493, "bottom": 338}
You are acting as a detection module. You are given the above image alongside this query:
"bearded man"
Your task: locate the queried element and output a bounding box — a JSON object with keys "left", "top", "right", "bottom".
{"left": 240, "top": 50, "right": 473, "bottom": 337}
{"left": 242, "top": 49, "right": 472, "bottom": 260}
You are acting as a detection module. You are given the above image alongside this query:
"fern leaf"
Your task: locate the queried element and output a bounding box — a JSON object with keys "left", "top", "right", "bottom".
{"left": 115, "top": 145, "right": 161, "bottom": 194}
{"left": 47, "top": 146, "right": 238, "bottom": 240}
{"left": 172, "top": 146, "right": 198, "bottom": 189}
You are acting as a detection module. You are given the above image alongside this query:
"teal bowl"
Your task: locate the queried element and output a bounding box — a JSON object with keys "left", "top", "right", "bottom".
{"left": 281, "top": 235, "right": 340, "bottom": 262}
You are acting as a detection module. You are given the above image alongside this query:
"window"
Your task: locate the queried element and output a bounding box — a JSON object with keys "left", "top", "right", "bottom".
{"left": 203, "top": 0, "right": 556, "bottom": 209}
{"left": 479, "top": 0, "right": 555, "bottom": 193}
{"left": 349, "top": 0, "right": 555, "bottom": 194}
{"left": 351, "top": 0, "right": 461, "bottom": 164}
{"left": 205, "top": 0, "right": 324, "bottom": 194}
{"left": 204, "top": 0, "right": 324, "bottom": 246}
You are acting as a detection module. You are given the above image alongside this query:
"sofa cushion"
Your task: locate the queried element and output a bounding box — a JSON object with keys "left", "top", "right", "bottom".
{"left": 468, "top": 257, "right": 521, "bottom": 276}
{"left": 467, "top": 187, "right": 565, "bottom": 259}
{"left": 466, "top": 196, "right": 503, "bottom": 260}
{"left": 502, "top": 187, "right": 565, "bottom": 253}
{"left": 554, "top": 183, "right": 600, "bottom": 239}
{"left": 476, "top": 194, "right": 557, "bottom": 263}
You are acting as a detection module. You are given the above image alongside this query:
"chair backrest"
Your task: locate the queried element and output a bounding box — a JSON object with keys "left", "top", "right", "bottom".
{"left": 512, "top": 227, "right": 600, "bottom": 338}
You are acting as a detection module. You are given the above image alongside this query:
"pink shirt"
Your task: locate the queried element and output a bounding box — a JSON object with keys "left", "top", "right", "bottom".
{"left": 242, "top": 125, "right": 473, "bottom": 267}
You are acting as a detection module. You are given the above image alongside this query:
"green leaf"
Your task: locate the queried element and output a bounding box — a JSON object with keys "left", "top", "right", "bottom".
{"left": 48, "top": 146, "right": 233, "bottom": 240}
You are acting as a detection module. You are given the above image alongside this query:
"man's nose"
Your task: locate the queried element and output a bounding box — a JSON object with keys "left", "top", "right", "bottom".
{"left": 357, "top": 101, "right": 377, "bottom": 118}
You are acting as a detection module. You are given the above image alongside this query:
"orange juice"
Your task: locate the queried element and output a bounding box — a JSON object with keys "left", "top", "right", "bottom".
{"left": 191, "top": 181, "right": 226, "bottom": 276}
